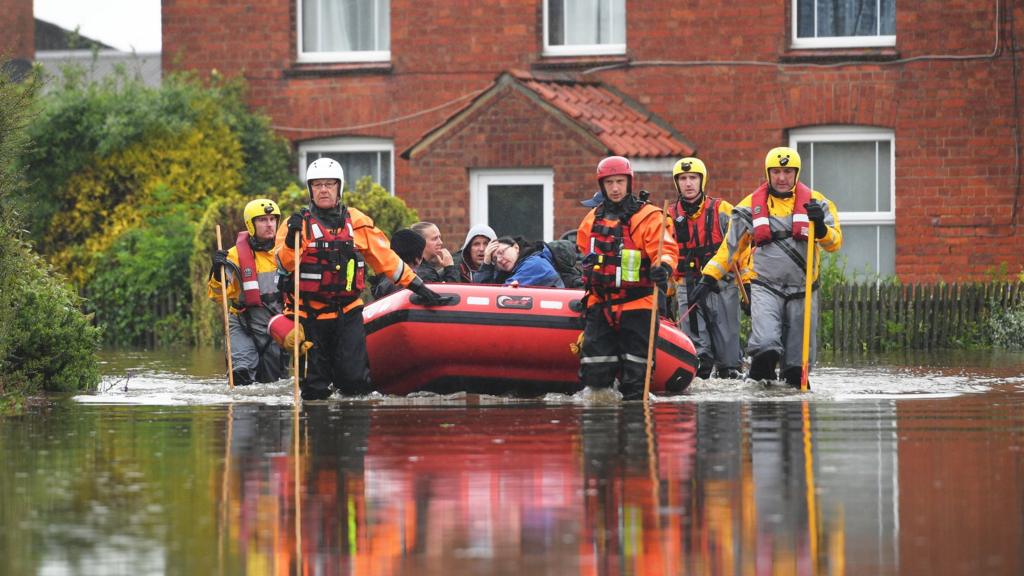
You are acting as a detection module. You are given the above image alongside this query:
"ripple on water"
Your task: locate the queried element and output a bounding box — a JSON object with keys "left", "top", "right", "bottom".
{"left": 76, "top": 359, "right": 1024, "bottom": 407}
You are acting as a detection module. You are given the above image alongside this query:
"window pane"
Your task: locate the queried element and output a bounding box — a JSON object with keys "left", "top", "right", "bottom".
{"left": 797, "top": 0, "right": 815, "bottom": 38}
{"left": 548, "top": 0, "right": 565, "bottom": 45}
{"left": 489, "top": 185, "right": 543, "bottom": 241}
{"left": 877, "top": 141, "right": 891, "bottom": 212}
{"left": 302, "top": 0, "right": 389, "bottom": 52}
{"left": 798, "top": 0, "right": 894, "bottom": 38}
{"left": 797, "top": 141, "right": 813, "bottom": 184}
{"left": 550, "top": 0, "right": 624, "bottom": 46}
{"left": 807, "top": 141, "right": 879, "bottom": 213}
{"left": 880, "top": 0, "right": 895, "bottom": 35}
{"left": 841, "top": 224, "right": 895, "bottom": 279}
{"left": 309, "top": 151, "right": 391, "bottom": 191}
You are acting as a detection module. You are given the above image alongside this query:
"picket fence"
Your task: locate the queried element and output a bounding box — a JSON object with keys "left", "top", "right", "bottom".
{"left": 824, "top": 282, "right": 1023, "bottom": 352}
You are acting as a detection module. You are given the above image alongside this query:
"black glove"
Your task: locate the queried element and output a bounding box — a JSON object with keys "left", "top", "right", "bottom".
{"left": 687, "top": 274, "right": 717, "bottom": 305}
{"left": 740, "top": 283, "right": 752, "bottom": 316}
{"left": 649, "top": 262, "right": 672, "bottom": 293}
{"left": 284, "top": 213, "right": 304, "bottom": 248}
{"left": 210, "top": 249, "right": 230, "bottom": 279}
{"left": 804, "top": 201, "right": 828, "bottom": 239}
{"left": 408, "top": 277, "right": 449, "bottom": 306}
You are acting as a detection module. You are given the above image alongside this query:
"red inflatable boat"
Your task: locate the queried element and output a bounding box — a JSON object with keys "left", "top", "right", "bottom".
{"left": 362, "top": 283, "right": 697, "bottom": 396}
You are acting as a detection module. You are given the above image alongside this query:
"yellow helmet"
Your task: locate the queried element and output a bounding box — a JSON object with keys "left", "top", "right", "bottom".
{"left": 672, "top": 157, "right": 708, "bottom": 194}
{"left": 764, "top": 146, "right": 801, "bottom": 188}
{"left": 243, "top": 198, "right": 281, "bottom": 236}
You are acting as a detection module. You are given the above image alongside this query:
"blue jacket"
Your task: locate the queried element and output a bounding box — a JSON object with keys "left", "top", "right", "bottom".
{"left": 473, "top": 244, "right": 565, "bottom": 288}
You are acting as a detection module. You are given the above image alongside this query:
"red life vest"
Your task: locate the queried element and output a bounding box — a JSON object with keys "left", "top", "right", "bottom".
{"left": 290, "top": 208, "right": 366, "bottom": 316}
{"left": 670, "top": 197, "right": 724, "bottom": 279}
{"left": 234, "top": 231, "right": 263, "bottom": 310}
{"left": 582, "top": 202, "right": 656, "bottom": 303}
{"left": 751, "top": 182, "right": 812, "bottom": 246}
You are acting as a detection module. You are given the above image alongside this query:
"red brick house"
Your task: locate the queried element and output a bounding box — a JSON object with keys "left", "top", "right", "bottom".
{"left": 153, "top": 2, "right": 1024, "bottom": 280}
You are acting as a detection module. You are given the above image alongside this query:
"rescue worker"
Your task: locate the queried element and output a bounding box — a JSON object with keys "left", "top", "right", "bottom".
{"left": 669, "top": 157, "right": 745, "bottom": 380}
{"left": 276, "top": 158, "right": 446, "bottom": 400}
{"left": 208, "top": 198, "right": 288, "bottom": 386}
{"left": 691, "top": 147, "right": 842, "bottom": 388}
{"left": 576, "top": 156, "right": 678, "bottom": 400}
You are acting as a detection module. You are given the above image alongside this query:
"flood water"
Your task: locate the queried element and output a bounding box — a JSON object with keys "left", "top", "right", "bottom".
{"left": 2, "top": 349, "right": 1024, "bottom": 575}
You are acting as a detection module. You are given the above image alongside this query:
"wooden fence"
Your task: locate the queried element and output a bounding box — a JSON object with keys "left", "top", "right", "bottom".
{"left": 823, "top": 282, "right": 1023, "bottom": 352}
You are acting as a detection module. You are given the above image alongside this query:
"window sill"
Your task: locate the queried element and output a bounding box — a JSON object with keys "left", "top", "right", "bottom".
{"left": 532, "top": 54, "right": 630, "bottom": 72}
{"left": 780, "top": 48, "right": 901, "bottom": 64}
{"left": 284, "top": 61, "right": 393, "bottom": 79}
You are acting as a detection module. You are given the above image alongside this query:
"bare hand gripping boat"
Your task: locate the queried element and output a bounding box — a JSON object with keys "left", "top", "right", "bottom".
{"left": 363, "top": 283, "right": 697, "bottom": 396}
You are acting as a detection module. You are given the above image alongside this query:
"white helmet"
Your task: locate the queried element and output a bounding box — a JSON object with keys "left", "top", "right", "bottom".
{"left": 305, "top": 158, "right": 345, "bottom": 200}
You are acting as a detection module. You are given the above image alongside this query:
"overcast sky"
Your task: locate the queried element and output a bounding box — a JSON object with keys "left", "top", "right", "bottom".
{"left": 34, "top": 0, "right": 161, "bottom": 53}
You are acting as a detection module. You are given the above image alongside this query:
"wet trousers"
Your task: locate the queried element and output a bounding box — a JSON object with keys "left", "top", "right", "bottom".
{"left": 579, "top": 307, "right": 655, "bottom": 398}
{"left": 300, "top": 306, "right": 372, "bottom": 399}
{"left": 229, "top": 313, "right": 285, "bottom": 385}
{"left": 746, "top": 281, "right": 819, "bottom": 376}
{"left": 676, "top": 278, "right": 742, "bottom": 374}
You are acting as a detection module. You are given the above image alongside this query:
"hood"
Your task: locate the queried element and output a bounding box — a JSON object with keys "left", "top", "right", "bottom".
{"left": 459, "top": 224, "right": 498, "bottom": 253}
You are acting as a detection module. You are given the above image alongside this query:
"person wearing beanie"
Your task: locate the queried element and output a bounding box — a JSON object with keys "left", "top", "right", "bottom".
{"left": 371, "top": 228, "right": 426, "bottom": 300}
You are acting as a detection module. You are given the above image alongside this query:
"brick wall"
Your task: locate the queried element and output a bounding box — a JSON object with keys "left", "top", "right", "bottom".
{"left": 0, "top": 0, "right": 34, "bottom": 61}
{"left": 162, "top": 0, "right": 1024, "bottom": 281}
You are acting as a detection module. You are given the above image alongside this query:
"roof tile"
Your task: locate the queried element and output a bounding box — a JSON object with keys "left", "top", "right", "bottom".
{"left": 515, "top": 72, "right": 691, "bottom": 158}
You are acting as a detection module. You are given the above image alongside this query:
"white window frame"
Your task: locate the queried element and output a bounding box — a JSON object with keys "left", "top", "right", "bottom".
{"left": 298, "top": 137, "right": 395, "bottom": 195}
{"left": 470, "top": 169, "right": 555, "bottom": 241}
{"left": 791, "top": 0, "right": 896, "bottom": 50}
{"left": 542, "top": 0, "right": 626, "bottom": 57}
{"left": 790, "top": 126, "right": 895, "bottom": 275}
{"left": 296, "top": 0, "right": 390, "bottom": 63}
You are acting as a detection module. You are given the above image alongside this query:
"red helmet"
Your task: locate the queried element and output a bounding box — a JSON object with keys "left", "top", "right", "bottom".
{"left": 596, "top": 156, "right": 634, "bottom": 187}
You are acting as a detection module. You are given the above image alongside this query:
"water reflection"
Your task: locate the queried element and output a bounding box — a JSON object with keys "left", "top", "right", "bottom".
{"left": 3, "top": 352, "right": 1024, "bottom": 575}
{"left": 205, "top": 394, "right": 1021, "bottom": 575}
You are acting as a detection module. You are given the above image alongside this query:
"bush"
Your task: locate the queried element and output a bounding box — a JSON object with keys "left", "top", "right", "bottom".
{"left": 2, "top": 243, "right": 101, "bottom": 395}
{"left": 987, "top": 301, "right": 1024, "bottom": 350}
{"left": 0, "top": 60, "right": 100, "bottom": 405}
{"left": 86, "top": 187, "right": 195, "bottom": 346}
{"left": 18, "top": 65, "right": 296, "bottom": 345}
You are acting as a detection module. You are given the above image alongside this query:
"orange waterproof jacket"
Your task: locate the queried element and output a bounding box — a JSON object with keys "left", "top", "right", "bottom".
{"left": 577, "top": 202, "right": 678, "bottom": 313}
{"left": 275, "top": 206, "right": 417, "bottom": 320}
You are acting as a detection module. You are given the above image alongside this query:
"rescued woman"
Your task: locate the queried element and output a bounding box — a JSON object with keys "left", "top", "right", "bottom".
{"left": 472, "top": 235, "right": 565, "bottom": 288}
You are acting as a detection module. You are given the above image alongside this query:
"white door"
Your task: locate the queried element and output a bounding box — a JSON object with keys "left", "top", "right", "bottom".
{"left": 469, "top": 169, "right": 554, "bottom": 241}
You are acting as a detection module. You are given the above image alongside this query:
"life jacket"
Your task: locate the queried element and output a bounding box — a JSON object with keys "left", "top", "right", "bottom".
{"left": 234, "top": 231, "right": 264, "bottom": 310}
{"left": 582, "top": 201, "right": 656, "bottom": 306}
{"left": 286, "top": 207, "right": 366, "bottom": 318}
{"left": 751, "top": 182, "right": 812, "bottom": 246}
{"left": 670, "top": 197, "right": 724, "bottom": 279}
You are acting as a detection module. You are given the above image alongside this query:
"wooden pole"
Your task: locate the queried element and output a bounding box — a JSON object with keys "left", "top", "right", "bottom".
{"left": 293, "top": 230, "right": 301, "bottom": 405}
{"left": 800, "top": 222, "right": 815, "bottom": 391}
{"left": 215, "top": 225, "right": 234, "bottom": 388}
{"left": 642, "top": 201, "right": 670, "bottom": 403}
{"left": 734, "top": 261, "right": 749, "bottom": 308}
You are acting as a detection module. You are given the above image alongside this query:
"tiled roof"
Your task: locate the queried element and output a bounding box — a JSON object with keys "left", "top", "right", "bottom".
{"left": 402, "top": 69, "right": 693, "bottom": 160}
{"left": 508, "top": 69, "right": 693, "bottom": 158}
